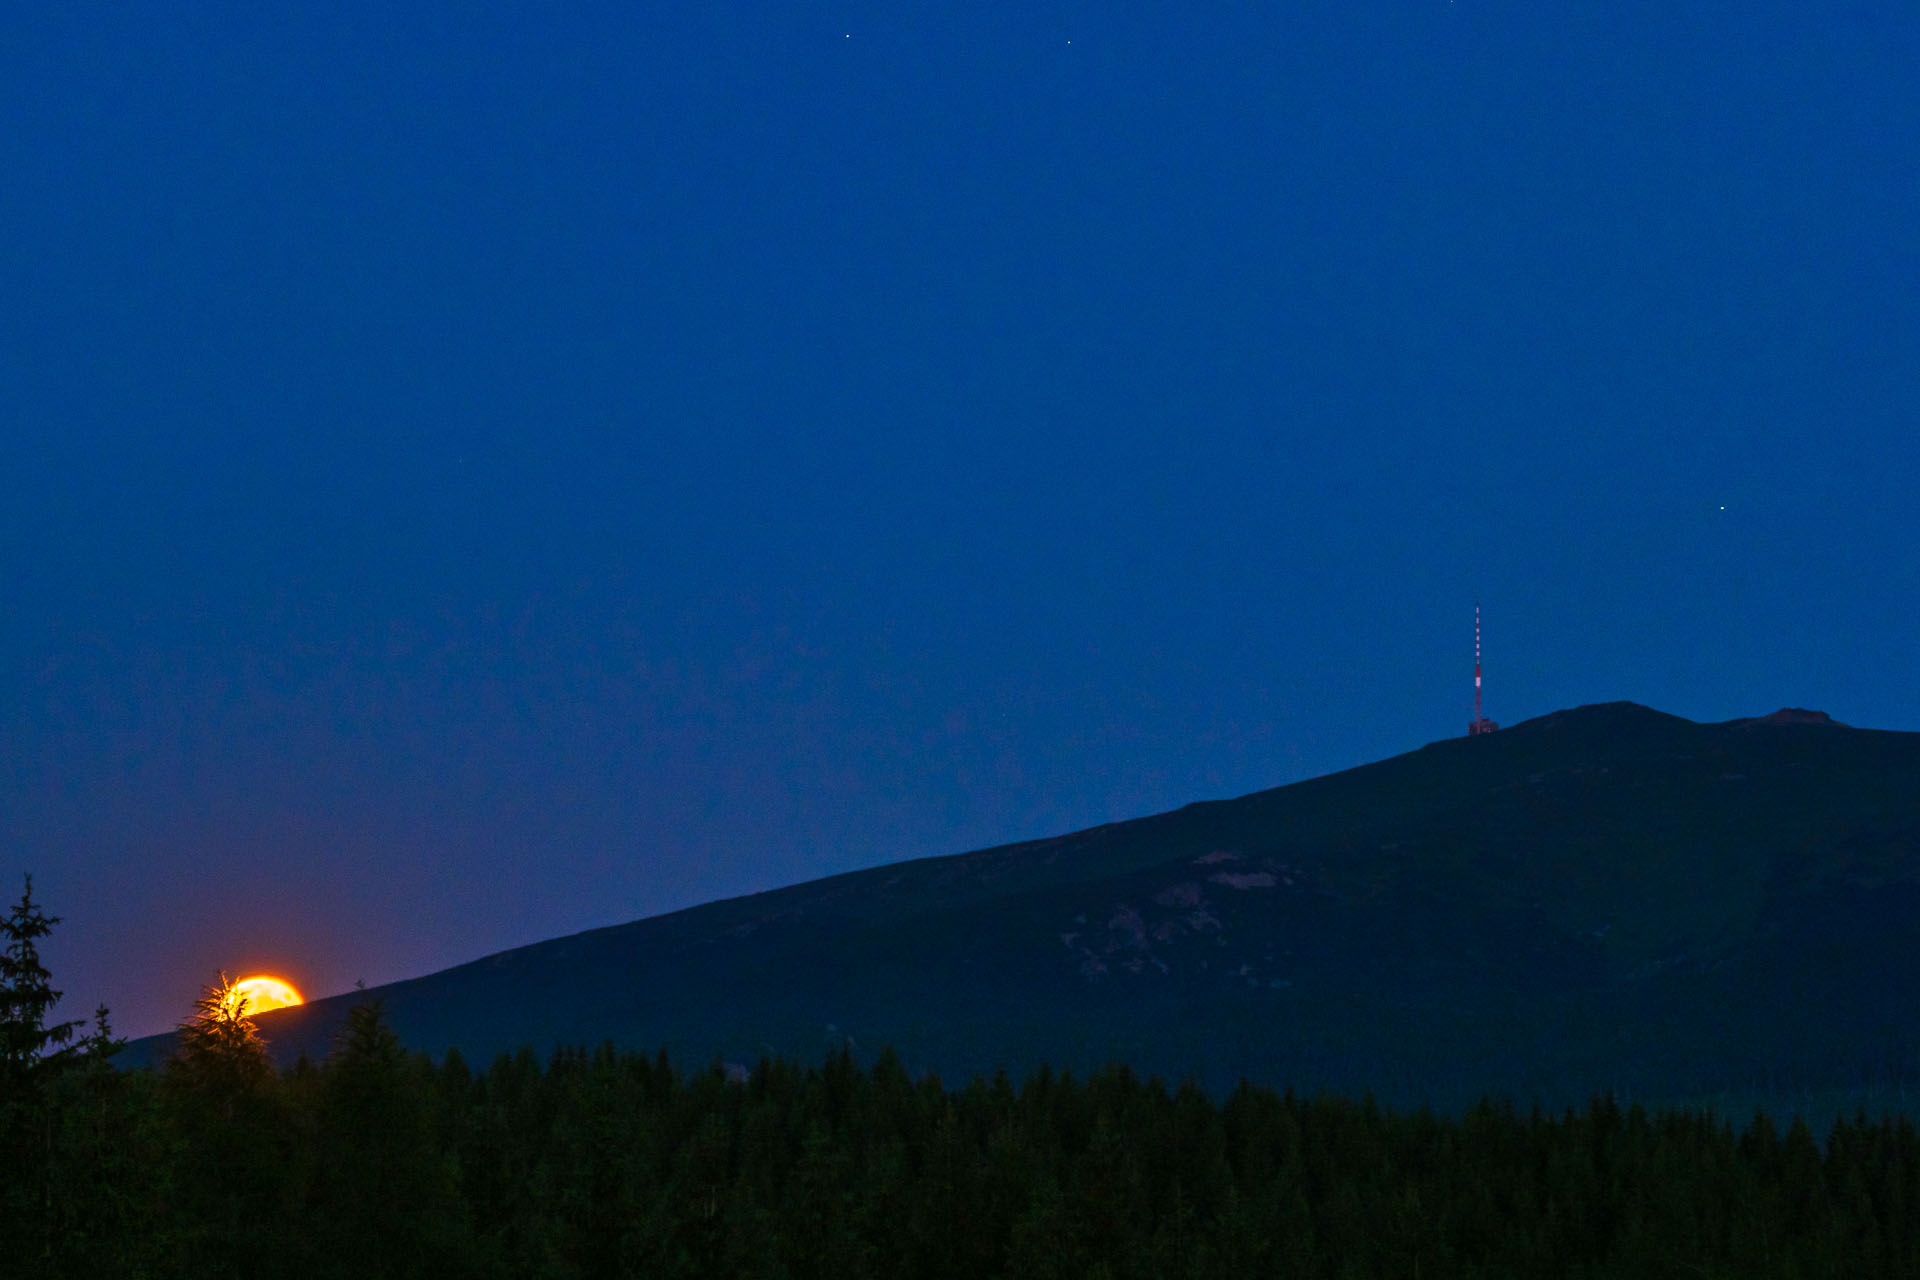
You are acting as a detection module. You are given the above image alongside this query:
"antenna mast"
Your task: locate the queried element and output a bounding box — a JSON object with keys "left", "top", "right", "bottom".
{"left": 1468, "top": 603, "right": 1499, "bottom": 736}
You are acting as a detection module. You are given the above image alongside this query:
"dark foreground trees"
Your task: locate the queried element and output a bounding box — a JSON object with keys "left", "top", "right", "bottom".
{"left": 1, "top": 877, "right": 129, "bottom": 1269}
{"left": 6, "top": 883, "right": 1920, "bottom": 1277}
{"left": 2, "top": 1037, "right": 1912, "bottom": 1279}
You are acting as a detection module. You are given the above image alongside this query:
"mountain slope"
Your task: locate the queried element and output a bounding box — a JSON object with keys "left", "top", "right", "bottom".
{"left": 127, "top": 702, "right": 1920, "bottom": 1111}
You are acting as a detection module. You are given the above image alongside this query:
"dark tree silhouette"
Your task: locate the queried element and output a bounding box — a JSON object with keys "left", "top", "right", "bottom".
{"left": 167, "top": 971, "right": 273, "bottom": 1104}
{"left": 1, "top": 875, "right": 85, "bottom": 1081}
{"left": 1, "top": 876, "right": 129, "bottom": 1271}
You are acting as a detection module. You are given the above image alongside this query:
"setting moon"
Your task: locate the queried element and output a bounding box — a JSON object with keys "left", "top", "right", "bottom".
{"left": 229, "top": 975, "right": 305, "bottom": 1015}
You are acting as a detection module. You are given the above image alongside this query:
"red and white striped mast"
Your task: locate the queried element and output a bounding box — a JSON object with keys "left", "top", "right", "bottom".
{"left": 1469, "top": 603, "right": 1499, "bottom": 736}
{"left": 1474, "top": 603, "right": 1484, "bottom": 724}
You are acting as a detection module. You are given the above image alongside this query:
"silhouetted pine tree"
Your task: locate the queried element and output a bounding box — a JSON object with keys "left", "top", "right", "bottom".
{"left": 306, "top": 999, "right": 478, "bottom": 1279}
{"left": 159, "top": 973, "right": 296, "bottom": 1280}
{"left": 1, "top": 876, "right": 86, "bottom": 1080}
{"left": 1, "top": 876, "right": 64, "bottom": 1262}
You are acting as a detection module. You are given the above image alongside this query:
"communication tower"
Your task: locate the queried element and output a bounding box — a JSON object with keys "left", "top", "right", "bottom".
{"left": 1468, "top": 603, "right": 1499, "bottom": 736}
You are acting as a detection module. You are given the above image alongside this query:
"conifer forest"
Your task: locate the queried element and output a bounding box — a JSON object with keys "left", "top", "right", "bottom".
{"left": 11, "top": 882, "right": 1920, "bottom": 1280}
{"left": 7, "top": 879, "right": 1920, "bottom": 1278}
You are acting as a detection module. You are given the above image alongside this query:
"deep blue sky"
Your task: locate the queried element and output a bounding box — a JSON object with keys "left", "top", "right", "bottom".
{"left": 5, "top": 2, "right": 1916, "bottom": 1039}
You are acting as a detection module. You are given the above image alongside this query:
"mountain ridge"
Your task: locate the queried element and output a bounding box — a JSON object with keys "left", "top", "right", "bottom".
{"left": 125, "top": 701, "right": 1920, "bottom": 1115}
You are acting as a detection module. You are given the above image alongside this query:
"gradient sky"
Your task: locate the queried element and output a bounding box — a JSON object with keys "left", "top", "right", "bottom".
{"left": 5, "top": 2, "right": 1916, "bottom": 1040}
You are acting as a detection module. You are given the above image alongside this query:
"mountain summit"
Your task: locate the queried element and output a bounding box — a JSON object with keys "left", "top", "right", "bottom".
{"left": 129, "top": 702, "right": 1920, "bottom": 1113}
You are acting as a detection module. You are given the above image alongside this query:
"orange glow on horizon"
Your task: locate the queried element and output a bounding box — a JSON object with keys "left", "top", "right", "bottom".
{"left": 227, "top": 975, "right": 305, "bottom": 1016}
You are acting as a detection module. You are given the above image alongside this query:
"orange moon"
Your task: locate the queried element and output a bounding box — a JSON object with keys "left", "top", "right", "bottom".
{"left": 229, "top": 975, "right": 304, "bottom": 1016}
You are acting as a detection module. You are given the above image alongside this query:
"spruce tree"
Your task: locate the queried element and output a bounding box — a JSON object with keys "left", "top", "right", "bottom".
{"left": 168, "top": 971, "right": 273, "bottom": 1106}
{"left": 1, "top": 875, "right": 85, "bottom": 1082}
{"left": 161, "top": 972, "right": 292, "bottom": 1279}
{"left": 0, "top": 875, "right": 91, "bottom": 1266}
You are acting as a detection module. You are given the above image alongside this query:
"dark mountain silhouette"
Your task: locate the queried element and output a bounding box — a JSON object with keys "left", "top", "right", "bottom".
{"left": 126, "top": 702, "right": 1920, "bottom": 1113}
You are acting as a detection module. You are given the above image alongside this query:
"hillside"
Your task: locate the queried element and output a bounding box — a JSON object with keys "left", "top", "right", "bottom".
{"left": 127, "top": 702, "right": 1920, "bottom": 1112}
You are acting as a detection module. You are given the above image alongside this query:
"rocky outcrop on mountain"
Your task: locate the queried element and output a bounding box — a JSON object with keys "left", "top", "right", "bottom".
{"left": 1728, "top": 707, "right": 1849, "bottom": 727}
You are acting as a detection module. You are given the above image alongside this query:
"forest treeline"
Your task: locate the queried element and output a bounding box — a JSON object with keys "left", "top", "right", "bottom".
{"left": 7, "top": 882, "right": 1920, "bottom": 1278}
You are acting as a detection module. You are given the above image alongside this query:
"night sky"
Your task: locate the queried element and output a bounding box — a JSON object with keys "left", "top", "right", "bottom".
{"left": 6, "top": 3, "right": 1916, "bottom": 1040}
